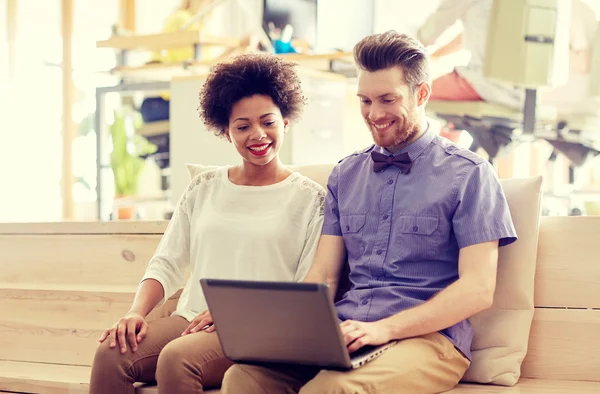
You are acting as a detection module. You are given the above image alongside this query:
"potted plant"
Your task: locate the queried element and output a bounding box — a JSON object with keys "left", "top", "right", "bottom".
{"left": 109, "top": 108, "right": 157, "bottom": 219}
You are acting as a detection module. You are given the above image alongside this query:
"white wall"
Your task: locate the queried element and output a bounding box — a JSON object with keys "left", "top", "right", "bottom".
{"left": 342, "top": 81, "right": 374, "bottom": 154}
{"left": 169, "top": 76, "right": 241, "bottom": 202}
{"left": 373, "top": 0, "right": 441, "bottom": 37}
{"left": 135, "top": 0, "right": 263, "bottom": 37}
{"left": 316, "top": 0, "right": 374, "bottom": 52}
{"left": 135, "top": 0, "right": 181, "bottom": 34}
{"left": 205, "top": 0, "right": 263, "bottom": 38}
{"left": 289, "top": 74, "right": 349, "bottom": 165}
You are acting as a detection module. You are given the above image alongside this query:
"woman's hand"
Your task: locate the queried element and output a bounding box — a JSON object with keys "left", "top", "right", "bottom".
{"left": 99, "top": 312, "right": 149, "bottom": 354}
{"left": 182, "top": 310, "right": 215, "bottom": 335}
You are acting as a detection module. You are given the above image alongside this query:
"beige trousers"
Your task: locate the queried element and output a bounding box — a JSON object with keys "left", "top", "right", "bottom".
{"left": 89, "top": 315, "right": 233, "bottom": 394}
{"left": 221, "top": 332, "right": 470, "bottom": 394}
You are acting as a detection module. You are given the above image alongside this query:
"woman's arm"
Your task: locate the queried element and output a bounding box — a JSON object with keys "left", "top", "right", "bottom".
{"left": 98, "top": 186, "right": 196, "bottom": 353}
{"left": 140, "top": 188, "right": 194, "bottom": 306}
{"left": 128, "top": 278, "right": 165, "bottom": 317}
{"left": 303, "top": 235, "right": 347, "bottom": 300}
{"left": 98, "top": 278, "right": 165, "bottom": 353}
{"left": 294, "top": 191, "right": 325, "bottom": 281}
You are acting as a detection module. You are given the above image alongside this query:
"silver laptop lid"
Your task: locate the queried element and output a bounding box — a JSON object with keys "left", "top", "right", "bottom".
{"left": 200, "top": 279, "right": 353, "bottom": 369}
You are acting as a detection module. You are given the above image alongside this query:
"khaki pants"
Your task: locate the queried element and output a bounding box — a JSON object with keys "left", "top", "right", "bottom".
{"left": 89, "top": 315, "right": 233, "bottom": 394}
{"left": 221, "top": 332, "right": 470, "bottom": 394}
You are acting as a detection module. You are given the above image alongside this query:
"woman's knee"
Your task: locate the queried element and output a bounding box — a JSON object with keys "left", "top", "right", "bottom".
{"left": 92, "top": 340, "right": 126, "bottom": 374}
{"left": 90, "top": 340, "right": 135, "bottom": 393}
{"left": 156, "top": 340, "right": 187, "bottom": 380}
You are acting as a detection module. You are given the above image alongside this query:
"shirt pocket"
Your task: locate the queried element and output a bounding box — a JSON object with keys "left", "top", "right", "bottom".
{"left": 398, "top": 215, "right": 439, "bottom": 236}
{"left": 341, "top": 214, "right": 366, "bottom": 258}
{"left": 396, "top": 215, "right": 441, "bottom": 261}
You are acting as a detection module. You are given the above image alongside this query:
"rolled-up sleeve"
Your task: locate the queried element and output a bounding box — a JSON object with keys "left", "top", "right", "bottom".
{"left": 452, "top": 161, "right": 517, "bottom": 249}
{"left": 322, "top": 165, "right": 342, "bottom": 236}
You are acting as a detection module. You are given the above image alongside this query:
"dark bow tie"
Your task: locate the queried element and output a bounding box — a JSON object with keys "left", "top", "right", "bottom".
{"left": 371, "top": 151, "right": 412, "bottom": 174}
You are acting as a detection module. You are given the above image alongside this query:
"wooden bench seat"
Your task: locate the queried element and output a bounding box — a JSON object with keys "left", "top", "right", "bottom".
{"left": 137, "top": 379, "right": 600, "bottom": 393}
{"left": 2, "top": 361, "right": 599, "bottom": 394}
{"left": 1, "top": 217, "right": 599, "bottom": 393}
{"left": 0, "top": 361, "right": 90, "bottom": 394}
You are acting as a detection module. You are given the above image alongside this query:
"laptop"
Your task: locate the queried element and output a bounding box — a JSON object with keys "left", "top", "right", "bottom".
{"left": 199, "top": 278, "right": 397, "bottom": 369}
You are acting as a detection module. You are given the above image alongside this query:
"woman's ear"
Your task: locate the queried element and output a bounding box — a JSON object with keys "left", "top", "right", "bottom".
{"left": 224, "top": 129, "right": 232, "bottom": 143}
{"left": 283, "top": 119, "right": 289, "bottom": 133}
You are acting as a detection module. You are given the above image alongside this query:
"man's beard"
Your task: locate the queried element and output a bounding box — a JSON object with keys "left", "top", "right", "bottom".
{"left": 373, "top": 114, "right": 421, "bottom": 151}
{"left": 391, "top": 118, "right": 419, "bottom": 148}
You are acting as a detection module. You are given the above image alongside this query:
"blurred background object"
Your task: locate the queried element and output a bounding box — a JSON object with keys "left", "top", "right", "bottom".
{"left": 2, "top": 0, "right": 600, "bottom": 222}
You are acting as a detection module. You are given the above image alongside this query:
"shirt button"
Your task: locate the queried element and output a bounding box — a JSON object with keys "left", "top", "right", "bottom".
{"left": 412, "top": 225, "right": 419, "bottom": 232}
{"left": 376, "top": 250, "right": 383, "bottom": 255}
{"left": 383, "top": 214, "right": 389, "bottom": 220}
{"left": 387, "top": 179, "right": 393, "bottom": 185}
{"left": 362, "top": 299, "right": 369, "bottom": 305}
{"left": 345, "top": 225, "right": 350, "bottom": 231}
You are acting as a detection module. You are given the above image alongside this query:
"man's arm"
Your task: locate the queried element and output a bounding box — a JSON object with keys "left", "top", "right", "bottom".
{"left": 430, "top": 32, "right": 464, "bottom": 58}
{"left": 342, "top": 240, "right": 498, "bottom": 352}
{"left": 305, "top": 164, "right": 346, "bottom": 299}
{"left": 418, "top": 0, "right": 474, "bottom": 46}
{"left": 569, "top": 0, "right": 596, "bottom": 74}
{"left": 303, "top": 235, "right": 347, "bottom": 300}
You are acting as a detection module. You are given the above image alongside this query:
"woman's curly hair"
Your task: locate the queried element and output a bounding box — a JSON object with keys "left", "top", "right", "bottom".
{"left": 199, "top": 53, "right": 306, "bottom": 136}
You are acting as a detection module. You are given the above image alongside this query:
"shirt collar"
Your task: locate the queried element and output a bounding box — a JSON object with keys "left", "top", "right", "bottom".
{"left": 375, "top": 121, "right": 434, "bottom": 161}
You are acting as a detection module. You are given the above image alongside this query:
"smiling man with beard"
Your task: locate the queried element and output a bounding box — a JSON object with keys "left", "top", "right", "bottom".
{"left": 221, "top": 31, "right": 518, "bottom": 394}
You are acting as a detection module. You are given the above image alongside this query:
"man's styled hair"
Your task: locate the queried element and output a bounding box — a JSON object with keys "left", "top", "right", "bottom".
{"left": 353, "top": 31, "right": 431, "bottom": 92}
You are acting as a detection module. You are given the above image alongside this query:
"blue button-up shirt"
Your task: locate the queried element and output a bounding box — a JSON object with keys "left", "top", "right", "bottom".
{"left": 322, "top": 127, "right": 517, "bottom": 360}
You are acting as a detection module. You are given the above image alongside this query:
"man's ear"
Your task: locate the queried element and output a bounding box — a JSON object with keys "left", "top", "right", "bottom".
{"left": 417, "top": 82, "right": 431, "bottom": 107}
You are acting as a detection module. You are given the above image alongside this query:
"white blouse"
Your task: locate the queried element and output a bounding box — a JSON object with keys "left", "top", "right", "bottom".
{"left": 141, "top": 166, "right": 326, "bottom": 321}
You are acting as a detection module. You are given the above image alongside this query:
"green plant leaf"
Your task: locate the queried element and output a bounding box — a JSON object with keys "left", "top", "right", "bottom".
{"left": 109, "top": 109, "right": 155, "bottom": 196}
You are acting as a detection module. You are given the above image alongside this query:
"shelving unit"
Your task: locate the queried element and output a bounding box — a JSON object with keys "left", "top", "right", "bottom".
{"left": 96, "top": 30, "right": 242, "bottom": 52}
{"left": 136, "top": 120, "right": 170, "bottom": 137}
{"left": 95, "top": 81, "right": 171, "bottom": 220}
{"left": 94, "top": 26, "right": 248, "bottom": 220}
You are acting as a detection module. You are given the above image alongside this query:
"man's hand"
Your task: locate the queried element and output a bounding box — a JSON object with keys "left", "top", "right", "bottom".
{"left": 340, "top": 320, "right": 391, "bottom": 353}
{"left": 181, "top": 310, "right": 215, "bottom": 335}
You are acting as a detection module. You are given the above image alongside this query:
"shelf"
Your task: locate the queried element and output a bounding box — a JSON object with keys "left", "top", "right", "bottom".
{"left": 109, "top": 52, "right": 353, "bottom": 82}
{"left": 96, "top": 31, "right": 241, "bottom": 51}
{"left": 137, "top": 120, "right": 169, "bottom": 137}
{"left": 278, "top": 51, "right": 353, "bottom": 62}
{"left": 110, "top": 61, "right": 212, "bottom": 81}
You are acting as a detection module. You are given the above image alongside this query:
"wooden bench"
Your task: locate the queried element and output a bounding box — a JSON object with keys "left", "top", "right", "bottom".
{"left": 1, "top": 217, "right": 599, "bottom": 393}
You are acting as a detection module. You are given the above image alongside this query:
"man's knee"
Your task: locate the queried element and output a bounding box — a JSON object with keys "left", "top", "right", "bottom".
{"left": 221, "top": 364, "right": 265, "bottom": 394}
{"left": 300, "top": 370, "right": 355, "bottom": 394}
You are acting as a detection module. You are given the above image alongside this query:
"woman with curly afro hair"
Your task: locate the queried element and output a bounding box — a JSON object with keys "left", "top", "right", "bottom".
{"left": 90, "top": 53, "right": 327, "bottom": 394}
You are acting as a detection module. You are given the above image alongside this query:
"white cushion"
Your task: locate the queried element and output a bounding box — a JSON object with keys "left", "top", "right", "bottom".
{"left": 462, "top": 176, "right": 543, "bottom": 386}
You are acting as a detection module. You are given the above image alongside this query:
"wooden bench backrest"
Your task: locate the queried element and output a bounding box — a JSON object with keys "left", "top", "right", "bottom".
{"left": 0, "top": 217, "right": 598, "bottom": 381}
{"left": 0, "top": 222, "right": 169, "bottom": 366}
{"left": 522, "top": 216, "right": 600, "bottom": 381}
